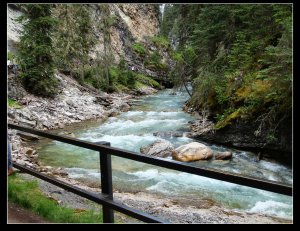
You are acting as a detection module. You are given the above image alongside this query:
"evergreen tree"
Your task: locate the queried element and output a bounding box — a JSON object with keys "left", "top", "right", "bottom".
{"left": 17, "top": 4, "right": 58, "bottom": 97}
{"left": 94, "top": 4, "right": 116, "bottom": 92}
{"left": 52, "top": 4, "right": 96, "bottom": 81}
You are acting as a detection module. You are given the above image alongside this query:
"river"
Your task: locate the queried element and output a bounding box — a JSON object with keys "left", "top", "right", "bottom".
{"left": 35, "top": 88, "right": 293, "bottom": 220}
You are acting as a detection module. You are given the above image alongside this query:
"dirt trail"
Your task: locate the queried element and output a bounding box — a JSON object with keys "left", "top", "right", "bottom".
{"left": 8, "top": 202, "right": 51, "bottom": 224}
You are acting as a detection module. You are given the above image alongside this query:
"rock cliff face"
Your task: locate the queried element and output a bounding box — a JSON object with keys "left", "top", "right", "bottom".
{"left": 7, "top": 4, "right": 171, "bottom": 84}
{"left": 89, "top": 4, "right": 171, "bottom": 82}
{"left": 7, "top": 4, "right": 159, "bottom": 53}
{"left": 7, "top": 5, "right": 23, "bottom": 54}
{"left": 89, "top": 4, "right": 159, "bottom": 62}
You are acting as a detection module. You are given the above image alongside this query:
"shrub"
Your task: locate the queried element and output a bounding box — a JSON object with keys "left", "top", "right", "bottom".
{"left": 150, "top": 36, "right": 169, "bottom": 49}
{"left": 132, "top": 42, "right": 147, "bottom": 57}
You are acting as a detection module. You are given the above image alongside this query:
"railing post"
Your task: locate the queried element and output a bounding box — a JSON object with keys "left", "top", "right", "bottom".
{"left": 96, "top": 141, "right": 114, "bottom": 223}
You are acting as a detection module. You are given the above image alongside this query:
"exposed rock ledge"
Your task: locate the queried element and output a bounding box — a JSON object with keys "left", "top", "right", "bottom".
{"left": 8, "top": 73, "right": 142, "bottom": 130}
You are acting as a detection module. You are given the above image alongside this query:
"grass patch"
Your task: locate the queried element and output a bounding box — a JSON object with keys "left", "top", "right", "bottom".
{"left": 8, "top": 98, "right": 22, "bottom": 109}
{"left": 8, "top": 173, "right": 103, "bottom": 223}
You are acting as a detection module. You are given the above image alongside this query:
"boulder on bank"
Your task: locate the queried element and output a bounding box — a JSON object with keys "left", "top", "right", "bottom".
{"left": 172, "top": 142, "right": 213, "bottom": 162}
{"left": 140, "top": 140, "right": 175, "bottom": 158}
{"left": 214, "top": 151, "right": 232, "bottom": 160}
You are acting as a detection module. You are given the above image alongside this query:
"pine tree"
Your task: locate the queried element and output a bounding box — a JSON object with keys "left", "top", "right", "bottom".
{"left": 52, "top": 4, "right": 96, "bottom": 81}
{"left": 17, "top": 4, "right": 58, "bottom": 97}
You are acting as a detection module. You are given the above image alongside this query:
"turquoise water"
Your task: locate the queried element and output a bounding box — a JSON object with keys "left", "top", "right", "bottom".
{"left": 36, "top": 88, "right": 293, "bottom": 220}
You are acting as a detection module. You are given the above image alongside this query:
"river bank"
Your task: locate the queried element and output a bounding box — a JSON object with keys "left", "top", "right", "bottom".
{"left": 8, "top": 72, "right": 158, "bottom": 131}
{"left": 14, "top": 172, "right": 291, "bottom": 224}
{"left": 184, "top": 108, "right": 292, "bottom": 166}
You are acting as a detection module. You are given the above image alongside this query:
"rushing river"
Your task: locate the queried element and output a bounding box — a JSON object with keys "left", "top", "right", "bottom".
{"left": 36, "top": 88, "right": 293, "bottom": 220}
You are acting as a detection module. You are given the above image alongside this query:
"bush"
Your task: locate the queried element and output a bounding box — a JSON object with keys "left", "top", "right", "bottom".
{"left": 8, "top": 98, "right": 22, "bottom": 109}
{"left": 8, "top": 51, "right": 15, "bottom": 61}
{"left": 132, "top": 42, "right": 147, "bottom": 57}
{"left": 150, "top": 36, "right": 169, "bottom": 49}
{"left": 21, "top": 66, "right": 59, "bottom": 98}
{"left": 144, "top": 51, "right": 169, "bottom": 71}
{"left": 135, "top": 73, "right": 160, "bottom": 88}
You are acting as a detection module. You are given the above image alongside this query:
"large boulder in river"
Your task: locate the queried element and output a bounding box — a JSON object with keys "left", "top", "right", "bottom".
{"left": 172, "top": 142, "right": 213, "bottom": 162}
{"left": 214, "top": 151, "right": 232, "bottom": 160}
{"left": 140, "top": 140, "right": 175, "bottom": 158}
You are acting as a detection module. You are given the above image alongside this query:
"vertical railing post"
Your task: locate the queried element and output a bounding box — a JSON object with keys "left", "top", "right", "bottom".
{"left": 96, "top": 141, "right": 114, "bottom": 223}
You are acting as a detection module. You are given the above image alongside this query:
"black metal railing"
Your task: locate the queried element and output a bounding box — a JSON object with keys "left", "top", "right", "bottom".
{"left": 8, "top": 123, "right": 292, "bottom": 223}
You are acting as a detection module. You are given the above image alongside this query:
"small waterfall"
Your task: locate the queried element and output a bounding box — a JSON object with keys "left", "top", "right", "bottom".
{"left": 159, "top": 4, "right": 165, "bottom": 22}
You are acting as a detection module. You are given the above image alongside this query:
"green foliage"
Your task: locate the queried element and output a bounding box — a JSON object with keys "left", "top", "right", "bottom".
{"left": 7, "top": 98, "right": 22, "bottom": 109}
{"left": 17, "top": 4, "right": 58, "bottom": 97}
{"left": 132, "top": 42, "right": 147, "bottom": 57}
{"left": 150, "top": 36, "right": 169, "bottom": 49}
{"left": 166, "top": 4, "right": 293, "bottom": 138}
{"left": 135, "top": 73, "right": 160, "bottom": 88}
{"left": 8, "top": 51, "right": 15, "bottom": 61}
{"left": 52, "top": 4, "right": 96, "bottom": 79}
{"left": 144, "top": 51, "right": 169, "bottom": 72}
{"left": 170, "top": 51, "right": 183, "bottom": 62}
{"left": 147, "top": 51, "right": 162, "bottom": 64}
{"left": 227, "top": 32, "right": 252, "bottom": 70}
{"left": 109, "top": 66, "right": 160, "bottom": 92}
{"left": 266, "top": 131, "right": 278, "bottom": 144}
{"left": 8, "top": 173, "right": 103, "bottom": 223}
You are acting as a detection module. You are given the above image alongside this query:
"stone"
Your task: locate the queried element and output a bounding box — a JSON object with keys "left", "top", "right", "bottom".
{"left": 25, "top": 162, "right": 34, "bottom": 167}
{"left": 53, "top": 169, "right": 68, "bottom": 177}
{"left": 214, "top": 151, "right": 232, "bottom": 160}
{"left": 19, "top": 109, "right": 32, "bottom": 120}
{"left": 108, "top": 109, "right": 119, "bottom": 117}
{"left": 7, "top": 111, "right": 16, "bottom": 119}
{"left": 16, "top": 159, "right": 26, "bottom": 165}
{"left": 66, "top": 100, "right": 75, "bottom": 107}
{"left": 119, "top": 102, "right": 130, "bottom": 112}
{"left": 24, "top": 147, "right": 37, "bottom": 156}
{"left": 172, "top": 142, "right": 213, "bottom": 162}
{"left": 140, "top": 139, "right": 175, "bottom": 158}
{"left": 18, "top": 118, "right": 36, "bottom": 127}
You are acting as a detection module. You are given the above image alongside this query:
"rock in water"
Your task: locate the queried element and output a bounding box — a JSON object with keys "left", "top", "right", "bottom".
{"left": 140, "top": 140, "right": 175, "bottom": 158}
{"left": 172, "top": 142, "right": 213, "bottom": 162}
{"left": 214, "top": 151, "right": 232, "bottom": 160}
